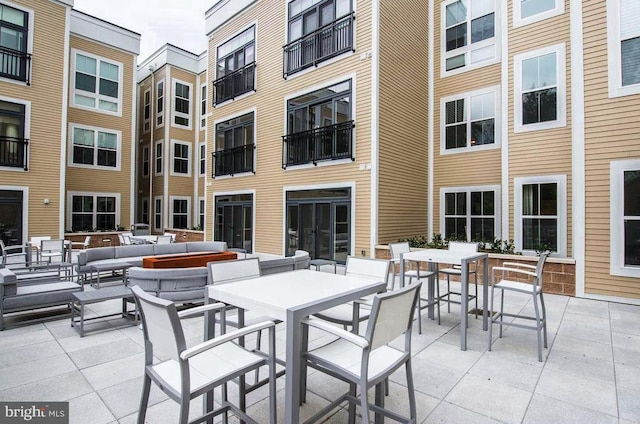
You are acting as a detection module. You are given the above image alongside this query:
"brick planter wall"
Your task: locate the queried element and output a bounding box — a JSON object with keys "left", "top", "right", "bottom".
{"left": 163, "top": 229, "right": 205, "bottom": 243}
{"left": 375, "top": 246, "right": 576, "bottom": 297}
{"left": 64, "top": 232, "right": 125, "bottom": 247}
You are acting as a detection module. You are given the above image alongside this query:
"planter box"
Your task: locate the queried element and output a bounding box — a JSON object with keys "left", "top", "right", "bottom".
{"left": 163, "top": 228, "right": 204, "bottom": 243}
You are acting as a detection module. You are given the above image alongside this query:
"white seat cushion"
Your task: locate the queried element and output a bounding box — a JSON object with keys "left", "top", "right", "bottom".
{"left": 314, "top": 303, "right": 371, "bottom": 324}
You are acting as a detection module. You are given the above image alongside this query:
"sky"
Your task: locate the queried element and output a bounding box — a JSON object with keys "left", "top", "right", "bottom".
{"left": 73, "top": 0, "right": 213, "bottom": 61}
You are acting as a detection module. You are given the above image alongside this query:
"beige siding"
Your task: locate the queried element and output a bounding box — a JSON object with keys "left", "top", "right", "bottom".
{"left": 583, "top": 0, "right": 640, "bottom": 298}
{"left": 377, "top": 0, "right": 429, "bottom": 243}
{"left": 206, "top": 0, "right": 373, "bottom": 255}
{"left": 0, "top": 0, "right": 68, "bottom": 239}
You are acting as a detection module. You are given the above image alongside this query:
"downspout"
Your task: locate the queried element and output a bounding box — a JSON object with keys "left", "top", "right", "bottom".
{"left": 148, "top": 65, "right": 155, "bottom": 232}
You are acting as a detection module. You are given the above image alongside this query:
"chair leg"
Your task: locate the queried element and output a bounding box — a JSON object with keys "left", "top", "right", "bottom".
{"left": 446, "top": 275, "right": 451, "bottom": 313}
{"left": 375, "top": 382, "right": 384, "bottom": 424}
{"left": 499, "top": 289, "right": 505, "bottom": 338}
{"left": 360, "top": 377, "right": 370, "bottom": 424}
{"left": 178, "top": 393, "right": 190, "bottom": 424}
{"left": 488, "top": 283, "right": 495, "bottom": 351}
{"left": 406, "top": 358, "right": 417, "bottom": 422}
{"left": 436, "top": 278, "right": 441, "bottom": 325}
{"left": 540, "top": 291, "right": 548, "bottom": 348}
{"left": 474, "top": 270, "right": 478, "bottom": 319}
{"left": 254, "top": 329, "right": 262, "bottom": 385}
{"left": 347, "top": 382, "right": 357, "bottom": 424}
{"left": 137, "top": 374, "right": 152, "bottom": 424}
{"left": 533, "top": 292, "right": 543, "bottom": 362}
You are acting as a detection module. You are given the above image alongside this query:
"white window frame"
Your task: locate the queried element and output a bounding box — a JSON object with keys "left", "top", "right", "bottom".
{"left": 68, "top": 123, "right": 121, "bottom": 171}
{"left": 156, "top": 79, "right": 165, "bottom": 128}
{"left": 142, "top": 88, "right": 151, "bottom": 133}
{"left": 607, "top": 0, "right": 640, "bottom": 98}
{"left": 440, "top": 85, "right": 500, "bottom": 155}
{"left": 199, "top": 142, "right": 206, "bottom": 176}
{"left": 514, "top": 174, "right": 567, "bottom": 257}
{"left": 440, "top": 0, "right": 500, "bottom": 78}
{"left": 70, "top": 49, "right": 123, "bottom": 116}
{"left": 200, "top": 83, "right": 207, "bottom": 129}
{"left": 0, "top": 1, "right": 34, "bottom": 86}
{"left": 170, "top": 139, "right": 192, "bottom": 177}
{"left": 66, "top": 191, "right": 121, "bottom": 232}
{"left": 170, "top": 195, "right": 191, "bottom": 229}
{"left": 514, "top": 0, "right": 564, "bottom": 28}
{"left": 142, "top": 145, "right": 149, "bottom": 177}
{"left": 611, "top": 159, "right": 640, "bottom": 277}
{"left": 440, "top": 185, "right": 501, "bottom": 243}
{"left": 0, "top": 94, "right": 31, "bottom": 171}
{"left": 514, "top": 43, "right": 566, "bottom": 133}
{"left": 154, "top": 196, "right": 163, "bottom": 232}
{"left": 154, "top": 139, "right": 163, "bottom": 176}
{"left": 198, "top": 196, "right": 205, "bottom": 230}
{"left": 171, "top": 78, "right": 192, "bottom": 130}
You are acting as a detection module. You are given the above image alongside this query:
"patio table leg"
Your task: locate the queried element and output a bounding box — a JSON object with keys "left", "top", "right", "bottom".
{"left": 460, "top": 259, "right": 469, "bottom": 350}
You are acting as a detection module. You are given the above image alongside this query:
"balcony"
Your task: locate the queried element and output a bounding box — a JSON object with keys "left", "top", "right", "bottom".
{"left": 213, "top": 62, "right": 256, "bottom": 105}
{"left": 283, "top": 13, "right": 355, "bottom": 78}
{"left": 282, "top": 121, "right": 354, "bottom": 168}
{"left": 0, "top": 46, "right": 31, "bottom": 85}
{"left": 212, "top": 144, "right": 255, "bottom": 177}
{"left": 0, "top": 136, "right": 28, "bottom": 170}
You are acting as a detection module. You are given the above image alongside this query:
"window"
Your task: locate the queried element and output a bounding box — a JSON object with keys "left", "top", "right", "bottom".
{"left": 71, "top": 50, "right": 122, "bottom": 115}
{"left": 143, "top": 88, "right": 150, "bottom": 133}
{"left": 172, "top": 79, "right": 192, "bottom": 128}
{"left": 514, "top": 175, "right": 566, "bottom": 256}
{"left": 199, "top": 142, "right": 206, "bottom": 176}
{"left": 171, "top": 140, "right": 191, "bottom": 176}
{"left": 142, "top": 145, "right": 149, "bottom": 177}
{"left": 141, "top": 197, "right": 149, "bottom": 225}
{"left": 170, "top": 196, "right": 190, "bottom": 229}
{"left": 154, "top": 140, "right": 163, "bottom": 175}
{"left": 215, "top": 193, "right": 253, "bottom": 252}
{"left": 198, "top": 197, "right": 205, "bottom": 230}
{"left": 154, "top": 196, "right": 162, "bottom": 231}
{"left": 284, "top": 0, "right": 354, "bottom": 76}
{"left": 69, "top": 125, "right": 120, "bottom": 170}
{"left": 200, "top": 84, "right": 207, "bottom": 129}
{"left": 68, "top": 192, "right": 119, "bottom": 232}
{"left": 514, "top": 0, "right": 564, "bottom": 27}
{"left": 441, "top": 86, "right": 499, "bottom": 154}
{"left": 215, "top": 26, "right": 256, "bottom": 103}
{"left": 0, "top": 3, "right": 30, "bottom": 84}
{"left": 156, "top": 79, "right": 164, "bottom": 127}
{"left": 441, "top": 186, "right": 499, "bottom": 243}
{"left": 284, "top": 80, "right": 354, "bottom": 167}
{"left": 607, "top": 0, "right": 640, "bottom": 97}
{"left": 441, "top": 0, "right": 498, "bottom": 75}
{"left": 514, "top": 43, "right": 566, "bottom": 132}
{"left": 611, "top": 159, "right": 640, "bottom": 277}
{"left": 214, "top": 112, "right": 255, "bottom": 176}
{"left": 0, "top": 98, "right": 28, "bottom": 169}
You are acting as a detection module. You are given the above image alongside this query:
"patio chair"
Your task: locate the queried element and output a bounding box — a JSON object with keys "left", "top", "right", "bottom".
{"left": 163, "top": 232, "right": 177, "bottom": 243}
{"left": 39, "top": 239, "right": 65, "bottom": 264}
{"left": 70, "top": 236, "right": 91, "bottom": 251}
{"left": 156, "top": 235, "right": 173, "bottom": 244}
{"left": 488, "top": 251, "right": 550, "bottom": 362}
{"left": 0, "top": 240, "right": 30, "bottom": 268}
{"left": 29, "top": 236, "right": 51, "bottom": 262}
{"left": 302, "top": 282, "right": 421, "bottom": 424}
{"left": 130, "top": 285, "right": 277, "bottom": 424}
{"left": 438, "top": 241, "right": 479, "bottom": 318}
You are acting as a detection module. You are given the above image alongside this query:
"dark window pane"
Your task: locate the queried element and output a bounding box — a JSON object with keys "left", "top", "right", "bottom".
{"left": 456, "top": 192, "right": 466, "bottom": 215}
{"left": 622, "top": 37, "right": 640, "bottom": 87}
{"left": 446, "top": 54, "right": 465, "bottom": 70}
{"left": 72, "top": 215, "right": 93, "bottom": 232}
{"left": 75, "top": 73, "right": 95, "bottom": 92}
{"left": 539, "top": 183, "right": 557, "bottom": 215}
{"left": 175, "top": 116, "right": 189, "bottom": 126}
{"left": 445, "top": 217, "right": 466, "bottom": 240}
{"left": 73, "top": 146, "right": 93, "bottom": 165}
{"left": 523, "top": 218, "right": 557, "bottom": 251}
{"left": 175, "top": 98, "right": 189, "bottom": 114}
{"left": 446, "top": 23, "right": 466, "bottom": 51}
{"left": 99, "top": 79, "right": 118, "bottom": 98}
{"left": 471, "top": 118, "right": 494, "bottom": 145}
{"left": 445, "top": 193, "right": 456, "bottom": 215}
{"left": 96, "top": 214, "right": 115, "bottom": 231}
{"left": 446, "top": 99, "right": 464, "bottom": 124}
{"left": 523, "top": 88, "right": 557, "bottom": 125}
{"left": 624, "top": 170, "right": 640, "bottom": 216}
{"left": 97, "top": 150, "right": 117, "bottom": 167}
{"left": 446, "top": 124, "right": 467, "bottom": 149}
{"left": 483, "top": 191, "right": 494, "bottom": 215}
{"left": 624, "top": 220, "right": 640, "bottom": 266}
{"left": 471, "top": 13, "right": 494, "bottom": 43}
{"left": 471, "top": 192, "right": 482, "bottom": 215}
{"left": 471, "top": 217, "right": 494, "bottom": 242}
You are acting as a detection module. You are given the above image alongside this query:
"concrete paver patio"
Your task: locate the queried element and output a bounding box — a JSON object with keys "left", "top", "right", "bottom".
{"left": 1, "top": 275, "right": 639, "bottom": 424}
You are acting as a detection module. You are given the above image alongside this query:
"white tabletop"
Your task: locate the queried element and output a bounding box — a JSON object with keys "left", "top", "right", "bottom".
{"left": 401, "top": 249, "right": 487, "bottom": 265}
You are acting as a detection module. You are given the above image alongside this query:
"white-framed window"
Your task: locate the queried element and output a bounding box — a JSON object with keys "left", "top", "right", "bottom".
{"left": 441, "top": 0, "right": 499, "bottom": 77}
{"left": 142, "top": 88, "right": 150, "bottom": 133}
{"left": 156, "top": 79, "right": 165, "bottom": 127}
{"left": 154, "top": 196, "right": 162, "bottom": 232}
{"left": 440, "top": 185, "right": 500, "bottom": 243}
{"left": 67, "top": 191, "right": 120, "bottom": 232}
{"left": 514, "top": 43, "right": 566, "bottom": 133}
{"left": 200, "top": 83, "right": 207, "bottom": 129}
{"left": 170, "top": 196, "right": 191, "bottom": 229}
{"left": 514, "top": 175, "right": 567, "bottom": 256}
{"left": 171, "top": 140, "right": 191, "bottom": 176}
{"left": 172, "top": 79, "right": 192, "bottom": 129}
{"left": 154, "top": 140, "right": 163, "bottom": 176}
{"left": 71, "top": 49, "right": 123, "bottom": 115}
{"left": 198, "top": 196, "right": 205, "bottom": 230}
{"left": 199, "top": 142, "right": 206, "bottom": 176}
{"left": 68, "top": 124, "right": 121, "bottom": 170}
{"left": 142, "top": 145, "right": 149, "bottom": 177}
{"left": 514, "top": 0, "right": 564, "bottom": 28}
{"left": 141, "top": 197, "right": 149, "bottom": 225}
{"left": 607, "top": 0, "right": 640, "bottom": 98}
{"left": 440, "top": 85, "right": 500, "bottom": 155}
{"left": 611, "top": 159, "right": 640, "bottom": 277}
{"left": 0, "top": 2, "right": 34, "bottom": 85}
{"left": 0, "top": 95, "right": 30, "bottom": 170}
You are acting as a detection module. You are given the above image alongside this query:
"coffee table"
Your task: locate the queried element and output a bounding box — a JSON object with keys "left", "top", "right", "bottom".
{"left": 89, "top": 261, "right": 132, "bottom": 289}
{"left": 71, "top": 286, "right": 137, "bottom": 337}
{"left": 310, "top": 258, "right": 337, "bottom": 273}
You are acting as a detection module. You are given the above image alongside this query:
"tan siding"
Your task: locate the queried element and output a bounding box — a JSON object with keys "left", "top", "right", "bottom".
{"left": 377, "top": 0, "right": 429, "bottom": 244}
{"left": 583, "top": 0, "right": 640, "bottom": 299}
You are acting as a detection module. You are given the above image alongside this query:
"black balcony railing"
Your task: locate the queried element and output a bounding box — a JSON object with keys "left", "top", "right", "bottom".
{"left": 0, "top": 46, "right": 31, "bottom": 85}
{"left": 0, "top": 136, "right": 29, "bottom": 170}
{"left": 213, "top": 62, "right": 256, "bottom": 105}
{"left": 282, "top": 121, "right": 354, "bottom": 168}
{"left": 212, "top": 144, "right": 256, "bottom": 177}
{"left": 283, "top": 13, "right": 355, "bottom": 78}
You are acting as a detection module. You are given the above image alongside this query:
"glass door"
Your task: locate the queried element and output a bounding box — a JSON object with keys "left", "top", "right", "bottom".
{"left": 0, "top": 190, "right": 23, "bottom": 246}
{"left": 215, "top": 194, "right": 253, "bottom": 252}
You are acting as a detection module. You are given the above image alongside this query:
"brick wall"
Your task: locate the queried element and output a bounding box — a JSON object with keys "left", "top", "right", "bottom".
{"left": 163, "top": 229, "right": 205, "bottom": 243}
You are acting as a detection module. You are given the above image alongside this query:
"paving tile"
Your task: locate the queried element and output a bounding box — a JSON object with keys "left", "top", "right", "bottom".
{"left": 615, "top": 362, "right": 640, "bottom": 390}
{"left": 565, "top": 297, "right": 610, "bottom": 319}
{"left": 613, "top": 345, "right": 640, "bottom": 368}
{"left": 618, "top": 386, "right": 640, "bottom": 422}
{"left": 535, "top": 368, "right": 617, "bottom": 416}
{"left": 610, "top": 311, "right": 640, "bottom": 336}
{"left": 609, "top": 302, "right": 640, "bottom": 315}
{"left": 81, "top": 353, "right": 145, "bottom": 391}
{"left": 612, "top": 331, "right": 640, "bottom": 350}
{"left": 68, "top": 392, "right": 115, "bottom": 424}
{"left": 0, "top": 339, "right": 64, "bottom": 368}
{"left": 551, "top": 334, "right": 613, "bottom": 362}
{"left": 0, "top": 371, "right": 92, "bottom": 402}
{"left": 57, "top": 327, "right": 130, "bottom": 353}
{"left": 0, "top": 327, "right": 54, "bottom": 352}
{"left": 468, "top": 354, "right": 542, "bottom": 392}
{"left": 556, "top": 313, "right": 612, "bottom": 344}
{"left": 413, "top": 341, "right": 483, "bottom": 373}
{"left": 522, "top": 393, "right": 617, "bottom": 424}
{"left": 405, "top": 351, "right": 466, "bottom": 399}
{"left": 98, "top": 376, "right": 168, "bottom": 419}
{"left": 445, "top": 374, "right": 532, "bottom": 424}
{"left": 68, "top": 336, "right": 143, "bottom": 369}
{"left": 545, "top": 347, "right": 615, "bottom": 383}
{"left": 423, "top": 401, "right": 505, "bottom": 424}
{"left": 485, "top": 333, "right": 548, "bottom": 366}
{"left": 0, "top": 354, "right": 77, "bottom": 391}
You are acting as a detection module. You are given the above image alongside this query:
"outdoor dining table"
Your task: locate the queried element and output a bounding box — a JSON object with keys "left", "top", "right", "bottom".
{"left": 130, "top": 235, "right": 157, "bottom": 244}
{"left": 399, "top": 249, "right": 489, "bottom": 351}
{"left": 206, "top": 269, "right": 388, "bottom": 424}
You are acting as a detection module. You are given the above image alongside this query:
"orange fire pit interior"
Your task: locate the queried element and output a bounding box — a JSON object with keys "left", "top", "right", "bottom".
{"left": 142, "top": 251, "right": 238, "bottom": 269}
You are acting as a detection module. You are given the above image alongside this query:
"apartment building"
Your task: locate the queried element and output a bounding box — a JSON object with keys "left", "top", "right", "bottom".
{"left": 136, "top": 45, "right": 207, "bottom": 235}
{"left": 0, "top": 0, "right": 139, "bottom": 247}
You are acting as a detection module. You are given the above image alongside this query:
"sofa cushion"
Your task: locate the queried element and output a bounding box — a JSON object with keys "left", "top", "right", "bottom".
{"left": 153, "top": 243, "right": 187, "bottom": 256}
{"left": 260, "top": 256, "right": 295, "bottom": 275}
{"left": 186, "top": 242, "right": 227, "bottom": 253}
{"left": 3, "top": 281, "right": 80, "bottom": 311}
{"left": 80, "top": 247, "right": 116, "bottom": 265}
{"left": 115, "top": 244, "right": 154, "bottom": 259}
{"left": 127, "top": 266, "right": 208, "bottom": 304}
{"left": 0, "top": 268, "right": 17, "bottom": 296}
